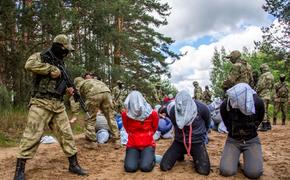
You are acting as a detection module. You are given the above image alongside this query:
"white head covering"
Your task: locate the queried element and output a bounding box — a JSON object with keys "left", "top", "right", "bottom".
{"left": 226, "top": 83, "right": 256, "bottom": 115}
{"left": 124, "top": 91, "right": 153, "bottom": 121}
{"left": 174, "top": 90, "right": 198, "bottom": 129}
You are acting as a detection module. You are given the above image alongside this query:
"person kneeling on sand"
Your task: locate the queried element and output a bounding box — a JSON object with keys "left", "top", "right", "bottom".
{"left": 219, "top": 83, "right": 264, "bottom": 179}
{"left": 122, "top": 91, "right": 159, "bottom": 172}
{"left": 159, "top": 90, "right": 211, "bottom": 175}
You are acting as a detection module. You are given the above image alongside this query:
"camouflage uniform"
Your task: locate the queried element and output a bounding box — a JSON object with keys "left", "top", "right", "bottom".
{"left": 15, "top": 34, "right": 87, "bottom": 179}
{"left": 222, "top": 50, "right": 253, "bottom": 91}
{"left": 18, "top": 52, "right": 76, "bottom": 159}
{"left": 273, "top": 74, "right": 288, "bottom": 125}
{"left": 256, "top": 63, "right": 274, "bottom": 125}
{"left": 193, "top": 81, "right": 203, "bottom": 100}
{"left": 202, "top": 86, "right": 212, "bottom": 104}
{"left": 153, "top": 83, "right": 163, "bottom": 105}
{"left": 75, "top": 79, "right": 119, "bottom": 142}
{"left": 112, "top": 80, "right": 128, "bottom": 113}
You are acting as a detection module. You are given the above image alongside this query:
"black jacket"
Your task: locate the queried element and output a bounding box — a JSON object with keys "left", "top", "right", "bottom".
{"left": 220, "top": 94, "right": 264, "bottom": 141}
{"left": 160, "top": 100, "right": 210, "bottom": 144}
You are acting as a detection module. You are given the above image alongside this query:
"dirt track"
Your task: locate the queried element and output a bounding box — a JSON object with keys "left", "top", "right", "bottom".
{"left": 1, "top": 123, "right": 290, "bottom": 180}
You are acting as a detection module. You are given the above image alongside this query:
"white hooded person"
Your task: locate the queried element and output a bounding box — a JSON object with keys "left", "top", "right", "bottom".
{"left": 219, "top": 83, "right": 264, "bottom": 179}
{"left": 121, "top": 90, "right": 159, "bottom": 172}
{"left": 159, "top": 90, "right": 211, "bottom": 175}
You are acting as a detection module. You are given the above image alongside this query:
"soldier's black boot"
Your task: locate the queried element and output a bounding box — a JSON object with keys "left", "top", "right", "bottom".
{"left": 273, "top": 118, "right": 276, "bottom": 125}
{"left": 258, "top": 122, "right": 267, "bottom": 131}
{"left": 14, "top": 158, "right": 26, "bottom": 180}
{"left": 266, "top": 121, "right": 271, "bottom": 130}
{"left": 282, "top": 119, "right": 286, "bottom": 125}
{"left": 68, "top": 154, "right": 88, "bottom": 176}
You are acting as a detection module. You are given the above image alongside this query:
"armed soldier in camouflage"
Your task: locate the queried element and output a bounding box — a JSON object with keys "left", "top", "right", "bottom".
{"left": 202, "top": 85, "right": 212, "bottom": 104}
{"left": 193, "top": 81, "right": 203, "bottom": 100}
{"left": 273, "top": 74, "right": 289, "bottom": 125}
{"left": 256, "top": 63, "right": 274, "bottom": 131}
{"left": 14, "top": 34, "right": 87, "bottom": 180}
{"left": 153, "top": 82, "right": 163, "bottom": 105}
{"left": 74, "top": 75, "right": 120, "bottom": 149}
{"left": 222, "top": 50, "right": 253, "bottom": 91}
{"left": 112, "top": 80, "right": 128, "bottom": 114}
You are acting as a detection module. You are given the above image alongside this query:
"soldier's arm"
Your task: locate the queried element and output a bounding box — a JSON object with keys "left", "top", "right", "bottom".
{"left": 25, "top": 53, "right": 58, "bottom": 75}
{"left": 222, "top": 66, "right": 238, "bottom": 90}
{"left": 228, "top": 64, "right": 240, "bottom": 84}
{"left": 256, "top": 77, "right": 263, "bottom": 93}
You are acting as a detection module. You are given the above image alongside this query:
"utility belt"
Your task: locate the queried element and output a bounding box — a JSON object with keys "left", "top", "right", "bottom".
{"left": 32, "top": 92, "right": 64, "bottom": 101}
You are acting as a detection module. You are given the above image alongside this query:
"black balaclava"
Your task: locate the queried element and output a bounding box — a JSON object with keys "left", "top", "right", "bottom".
{"left": 280, "top": 76, "right": 286, "bottom": 82}
{"left": 118, "top": 83, "right": 123, "bottom": 89}
{"left": 50, "top": 43, "right": 69, "bottom": 60}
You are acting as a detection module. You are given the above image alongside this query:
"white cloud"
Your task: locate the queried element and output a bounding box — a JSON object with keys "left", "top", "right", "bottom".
{"left": 169, "top": 26, "right": 263, "bottom": 95}
{"left": 159, "top": 0, "right": 270, "bottom": 41}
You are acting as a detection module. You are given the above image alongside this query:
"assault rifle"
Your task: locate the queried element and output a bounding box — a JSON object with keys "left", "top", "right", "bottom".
{"left": 41, "top": 49, "right": 91, "bottom": 118}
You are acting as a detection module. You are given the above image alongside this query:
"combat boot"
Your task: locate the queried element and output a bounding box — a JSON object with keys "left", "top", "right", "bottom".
{"left": 84, "top": 141, "right": 99, "bottom": 149}
{"left": 113, "top": 139, "right": 121, "bottom": 149}
{"left": 273, "top": 118, "right": 276, "bottom": 125}
{"left": 14, "top": 158, "right": 26, "bottom": 180}
{"left": 266, "top": 121, "right": 271, "bottom": 130}
{"left": 282, "top": 119, "right": 286, "bottom": 125}
{"left": 257, "top": 122, "right": 268, "bottom": 132}
{"left": 68, "top": 154, "right": 87, "bottom": 176}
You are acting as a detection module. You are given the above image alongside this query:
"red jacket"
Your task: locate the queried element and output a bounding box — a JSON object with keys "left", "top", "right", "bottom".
{"left": 122, "top": 111, "right": 159, "bottom": 149}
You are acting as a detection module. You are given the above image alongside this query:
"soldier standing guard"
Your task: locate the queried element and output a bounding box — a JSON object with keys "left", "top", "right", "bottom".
{"left": 222, "top": 50, "right": 253, "bottom": 91}
{"left": 202, "top": 85, "right": 212, "bottom": 104}
{"left": 153, "top": 82, "right": 163, "bottom": 105}
{"left": 112, "top": 80, "right": 128, "bottom": 114}
{"left": 273, "top": 74, "right": 288, "bottom": 125}
{"left": 193, "top": 81, "right": 202, "bottom": 100}
{"left": 14, "top": 34, "right": 87, "bottom": 180}
{"left": 256, "top": 63, "right": 274, "bottom": 131}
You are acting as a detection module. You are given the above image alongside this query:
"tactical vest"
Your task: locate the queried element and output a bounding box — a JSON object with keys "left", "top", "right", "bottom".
{"left": 277, "top": 82, "right": 288, "bottom": 98}
{"left": 31, "top": 51, "right": 65, "bottom": 100}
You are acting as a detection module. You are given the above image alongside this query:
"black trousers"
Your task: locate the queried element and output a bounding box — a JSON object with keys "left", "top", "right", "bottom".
{"left": 160, "top": 140, "right": 210, "bottom": 175}
{"left": 124, "top": 146, "right": 155, "bottom": 172}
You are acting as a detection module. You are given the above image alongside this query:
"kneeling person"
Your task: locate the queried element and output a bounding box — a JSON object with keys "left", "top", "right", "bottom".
{"left": 159, "top": 90, "right": 211, "bottom": 175}
{"left": 219, "top": 83, "right": 264, "bottom": 179}
{"left": 122, "top": 91, "right": 159, "bottom": 172}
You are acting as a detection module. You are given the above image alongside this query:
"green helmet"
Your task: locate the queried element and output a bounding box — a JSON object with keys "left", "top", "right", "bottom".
{"left": 53, "top": 34, "right": 75, "bottom": 51}
{"left": 260, "top": 63, "right": 269, "bottom": 73}
{"left": 280, "top": 74, "right": 286, "bottom": 78}
{"left": 226, "top": 50, "right": 241, "bottom": 62}
{"left": 116, "top": 80, "right": 123, "bottom": 84}
{"left": 192, "top": 81, "right": 198, "bottom": 86}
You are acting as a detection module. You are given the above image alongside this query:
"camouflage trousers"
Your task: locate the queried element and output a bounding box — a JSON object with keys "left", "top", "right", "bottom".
{"left": 273, "top": 101, "right": 287, "bottom": 121}
{"left": 17, "top": 105, "right": 77, "bottom": 159}
{"left": 262, "top": 99, "right": 270, "bottom": 122}
{"left": 85, "top": 92, "right": 119, "bottom": 142}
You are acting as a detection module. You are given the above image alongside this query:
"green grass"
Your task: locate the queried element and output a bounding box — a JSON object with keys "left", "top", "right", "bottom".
{"left": 0, "top": 107, "right": 85, "bottom": 147}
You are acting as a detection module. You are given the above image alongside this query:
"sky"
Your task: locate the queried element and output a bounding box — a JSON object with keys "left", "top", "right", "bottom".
{"left": 158, "top": 0, "right": 274, "bottom": 95}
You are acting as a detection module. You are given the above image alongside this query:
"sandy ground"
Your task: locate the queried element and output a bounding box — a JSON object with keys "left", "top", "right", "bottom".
{"left": 1, "top": 123, "right": 290, "bottom": 180}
